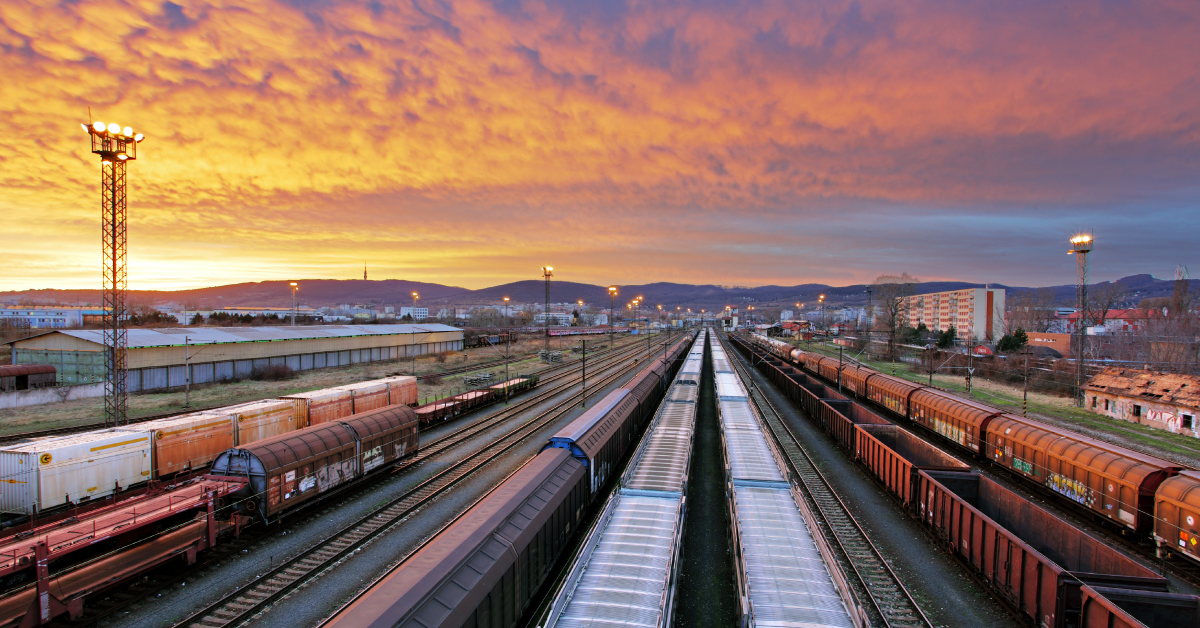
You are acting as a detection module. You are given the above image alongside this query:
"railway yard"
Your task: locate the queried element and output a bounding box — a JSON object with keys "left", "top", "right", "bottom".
{"left": 2, "top": 327, "right": 1199, "bottom": 628}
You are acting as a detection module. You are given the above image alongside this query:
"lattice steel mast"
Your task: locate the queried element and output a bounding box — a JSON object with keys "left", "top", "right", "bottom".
{"left": 84, "top": 120, "right": 144, "bottom": 427}
{"left": 1069, "top": 234, "right": 1093, "bottom": 407}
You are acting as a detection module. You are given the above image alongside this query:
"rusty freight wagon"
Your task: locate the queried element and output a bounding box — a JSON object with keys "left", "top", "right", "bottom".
{"left": 1156, "top": 470, "right": 1200, "bottom": 564}
{"left": 209, "top": 405, "right": 418, "bottom": 523}
{"left": 279, "top": 388, "right": 354, "bottom": 427}
{"left": 985, "top": 414, "right": 1181, "bottom": 533}
{"left": 134, "top": 412, "right": 236, "bottom": 478}
{"left": 918, "top": 470, "right": 1200, "bottom": 628}
{"left": 0, "top": 364, "right": 57, "bottom": 391}
{"left": 334, "top": 381, "right": 391, "bottom": 414}
{"left": 855, "top": 424, "right": 971, "bottom": 506}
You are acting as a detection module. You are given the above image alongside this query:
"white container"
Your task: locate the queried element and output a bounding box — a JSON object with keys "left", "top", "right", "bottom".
{"left": 0, "top": 429, "right": 153, "bottom": 515}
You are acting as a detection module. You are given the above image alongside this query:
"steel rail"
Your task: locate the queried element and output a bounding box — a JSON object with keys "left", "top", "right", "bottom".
{"left": 21, "top": 336, "right": 667, "bottom": 627}
{"left": 0, "top": 336, "right": 630, "bottom": 446}
{"left": 745, "top": 334, "right": 1200, "bottom": 592}
{"left": 175, "top": 336, "right": 676, "bottom": 628}
{"left": 720, "top": 332, "right": 934, "bottom": 628}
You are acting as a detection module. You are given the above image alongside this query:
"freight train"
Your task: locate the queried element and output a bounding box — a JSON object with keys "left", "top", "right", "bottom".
{"left": 0, "top": 375, "right": 419, "bottom": 519}
{"left": 745, "top": 333, "right": 1200, "bottom": 568}
{"left": 322, "top": 333, "right": 694, "bottom": 628}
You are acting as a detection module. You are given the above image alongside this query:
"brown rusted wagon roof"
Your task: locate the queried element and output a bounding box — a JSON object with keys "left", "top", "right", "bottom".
{"left": 0, "top": 364, "right": 56, "bottom": 377}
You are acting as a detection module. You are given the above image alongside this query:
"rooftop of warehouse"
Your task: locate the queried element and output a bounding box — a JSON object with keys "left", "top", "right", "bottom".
{"left": 1086, "top": 367, "right": 1200, "bottom": 407}
{"left": 7, "top": 324, "right": 463, "bottom": 348}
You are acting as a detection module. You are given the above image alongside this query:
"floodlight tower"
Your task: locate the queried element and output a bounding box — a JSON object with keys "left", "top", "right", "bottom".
{"left": 84, "top": 119, "right": 144, "bottom": 427}
{"left": 290, "top": 282, "right": 299, "bottom": 326}
{"left": 1069, "top": 234, "right": 1094, "bottom": 407}
{"left": 542, "top": 266, "right": 553, "bottom": 360}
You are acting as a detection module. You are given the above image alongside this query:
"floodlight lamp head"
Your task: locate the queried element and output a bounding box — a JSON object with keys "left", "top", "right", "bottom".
{"left": 1069, "top": 234, "right": 1094, "bottom": 254}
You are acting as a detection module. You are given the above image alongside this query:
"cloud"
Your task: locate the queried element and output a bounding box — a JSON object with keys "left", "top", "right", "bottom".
{"left": 0, "top": 0, "right": 1198, "bottom": 291}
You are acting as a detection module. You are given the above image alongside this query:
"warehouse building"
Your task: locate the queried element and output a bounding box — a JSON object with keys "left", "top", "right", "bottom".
{"left": 8, "top": 324, "right": 463, "bottom": 391}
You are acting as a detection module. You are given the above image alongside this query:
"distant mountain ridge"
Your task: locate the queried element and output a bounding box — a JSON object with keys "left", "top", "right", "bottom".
{"left": 0, "top": 274, "right": 1179, "bottom": 311}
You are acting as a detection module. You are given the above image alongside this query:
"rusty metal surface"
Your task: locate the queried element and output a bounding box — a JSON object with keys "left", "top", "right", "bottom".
{"left": 0, "top": 479, "right": 242, "bottom": 579}
{"left": 0, "top": 364, "right": 56, "bottom": 377}
{"left": 0, "top": 516, "right": 219, "bottom": 628}
{"left": 864, "top": 373, "right": 921, "bottom": 417}
{"left": 918, "top": 469, "right": 1172, "bottom": 628}
{"left": 1154, "top": 470, "right": 1200, "bottom": 563}
{"left": 279, "top": 388, "right": 354, "bottom": 427}
{"left": 908, "top": 388, "right": 1000, "bottom": 453}
{"left": 227, "top": 399, "right": 302, "bottom": 446}
{"left": 137, "top": 412, "right": 234, "bottom": 477}
{"left": 986, "top": 413, "right": 1178, "bottom": 532}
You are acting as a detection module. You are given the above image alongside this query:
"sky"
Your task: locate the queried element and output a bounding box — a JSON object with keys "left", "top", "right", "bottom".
{"left": 2, "top": 0, "right": 1199, "bottom": 292}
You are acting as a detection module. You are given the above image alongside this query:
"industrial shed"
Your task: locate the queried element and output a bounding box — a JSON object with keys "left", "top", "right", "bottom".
{"left": 1085, "top": 367, "right": 1200, "bottom": 439}
{"left": 8, "top": 325, "right": 463, "bottom": 391}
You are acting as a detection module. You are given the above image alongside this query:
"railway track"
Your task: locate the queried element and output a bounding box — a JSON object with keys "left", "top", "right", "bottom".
{"left": 0, "top": 336, "right": 631, "bottom": 446}
{"left": 11, "top": 334, "right": 676, "bottom": 628}
{"left": 748, "top": 336, "right": 1200, "bottom": 594}
{"left": 172, "top": 335, "right": 677, "bottom": 628}
{"left": 722, "top": 333, "right": 934, "bottom": 628}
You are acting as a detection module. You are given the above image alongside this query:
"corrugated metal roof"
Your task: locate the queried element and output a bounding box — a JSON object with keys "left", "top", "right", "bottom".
{"left": 723, "top": 427, "right": 785, "bottom": 483}
{"left": 716, "top": 373, "right": 746, "bottom": 399}
{"left": 12, "top": 324, "right": 462, "bottom": 349}
{"left": 1087, "top": 367, "right": 1200, "bottom": 407}
{"left": 552, "top": 494, "right": 682, "bottom": 628}
{"left": 625, "top": 403, "right": 696, "bottom": 493}
{"left": 733, "top": 485, "right": 854, "bottom": 628}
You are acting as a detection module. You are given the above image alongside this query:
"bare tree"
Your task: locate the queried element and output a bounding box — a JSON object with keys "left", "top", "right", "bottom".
{"left": 1090, "top": 281, "right": 1127, "bottom": 329}
{"left": 1006, "top": 288, "right": 1058, "bottom": 334}
{"left": 874, "top": 273, "right": 919, "bottom": 358}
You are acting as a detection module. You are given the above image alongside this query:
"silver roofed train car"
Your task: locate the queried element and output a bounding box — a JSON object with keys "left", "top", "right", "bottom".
{"left": 713, "top": 334, "right": 856, "bottom": 628}
{"left": 544, "top": 332, "right": 702, "bottom": 628}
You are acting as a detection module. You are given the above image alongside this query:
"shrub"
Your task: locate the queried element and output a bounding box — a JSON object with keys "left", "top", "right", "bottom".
{"left": 250, "top": 365, "right": 296, "bottom": 381}
{"left": 421, "top": 373, "right": 443, "bottom": 385}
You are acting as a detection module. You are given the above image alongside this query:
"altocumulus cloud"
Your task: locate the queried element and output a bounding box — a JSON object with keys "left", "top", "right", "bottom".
{"left": 1, "top": 0, "right": 1198, "bottom": 289}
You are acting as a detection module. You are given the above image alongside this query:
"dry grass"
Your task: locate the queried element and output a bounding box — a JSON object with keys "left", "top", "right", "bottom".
{"left": 0, "top": 333, "right": 642, "bottom": 437}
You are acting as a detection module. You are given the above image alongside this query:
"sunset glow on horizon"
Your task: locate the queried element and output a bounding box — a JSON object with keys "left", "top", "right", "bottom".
{"left": 3, "top": 0, "right": 1199, "bottom": 292}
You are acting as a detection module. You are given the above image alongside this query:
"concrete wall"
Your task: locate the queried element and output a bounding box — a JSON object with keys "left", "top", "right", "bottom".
{"left": 1088, "top": 390, "right": 1200, "bottom": 439}
{"left": 0, "top": 382, "right": 106, "bottom": 409}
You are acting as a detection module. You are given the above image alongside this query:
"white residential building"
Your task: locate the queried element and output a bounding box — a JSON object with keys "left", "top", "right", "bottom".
{"left": 904, "top": 287, "right": 1005, "bottom": 342}
{"left": 399, "top": 306, "right": 429, "bottom": 320}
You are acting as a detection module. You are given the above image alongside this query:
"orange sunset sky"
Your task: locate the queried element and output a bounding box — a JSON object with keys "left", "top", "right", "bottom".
{"left": 2, "top": 0, "right": 1198, "bottom": 291}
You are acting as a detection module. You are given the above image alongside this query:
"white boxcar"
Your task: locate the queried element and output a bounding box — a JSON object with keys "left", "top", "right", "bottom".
{"left": 0, "top": 429, "right": 153, "bottom": 515}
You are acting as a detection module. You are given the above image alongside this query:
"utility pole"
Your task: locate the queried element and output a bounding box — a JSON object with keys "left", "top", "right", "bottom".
{"left": 184, "top": 336, "right": 190, "bottom": 408}
{"left": 85, "top": 119, "right": 144, "bottom": 427}
{"left": 504, "top": 329, "right": 510, "bottom": 404}
{"left": 1023, "top": 348, "right": 1030, "bottom": 417}
{"left": 580, "top": 339, "right": 586, "bottom": 408}
{"left": 838, "top": 344, "right": 843, "bottom": 393}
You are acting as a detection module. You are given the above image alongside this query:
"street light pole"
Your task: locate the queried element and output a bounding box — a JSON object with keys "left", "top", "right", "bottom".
{"left": 411, "top": 291, "right": 419, "bottom": 375}
{"left": 608, "top": 286, "right": 617, "bottom": 358}
{"left": 542, "top": 266, "right": 554, "bottom": 361}
{"left": 290, "top": 282, "right": 298, "bottom": 326}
